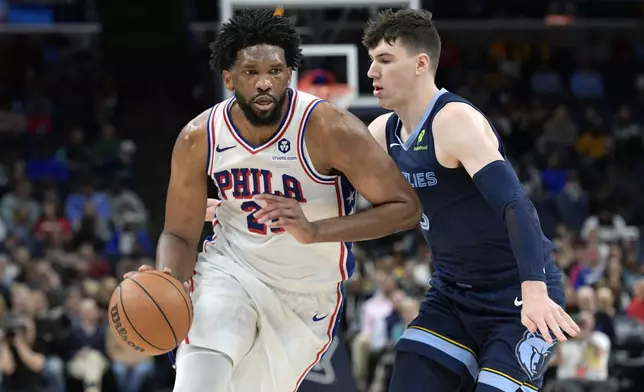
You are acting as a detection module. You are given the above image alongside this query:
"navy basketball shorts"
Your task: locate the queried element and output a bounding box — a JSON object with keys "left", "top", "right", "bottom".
{"left": 395, "top": 277, "right": 566, "bottom": 392}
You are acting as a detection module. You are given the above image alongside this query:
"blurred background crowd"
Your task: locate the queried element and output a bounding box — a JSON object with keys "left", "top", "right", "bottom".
{"left": 1, "top": 1, "right": 644, "bottom": 392}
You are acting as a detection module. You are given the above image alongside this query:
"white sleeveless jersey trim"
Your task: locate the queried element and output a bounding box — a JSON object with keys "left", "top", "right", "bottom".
{"left": 224, "top": 90, "right": 298, "bottom": 155}
{"left": 206, "top": 102, "right": 223, "bottom": 175}
{"left": 296, "top": 99, "right": 337, "bottom": 184}
{"left": 203, "top": 89, "right": 356, "bottom": 293}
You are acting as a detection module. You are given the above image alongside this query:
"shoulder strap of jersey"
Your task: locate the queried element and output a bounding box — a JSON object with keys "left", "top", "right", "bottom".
{"left": 384, "top": 112, "right": 399, "bottom": 154}
{"left": 206, "top": 102, "right": 224, "bottom": 176}
{"left": 433, "top": 92, "right": 508, "bottom": 158}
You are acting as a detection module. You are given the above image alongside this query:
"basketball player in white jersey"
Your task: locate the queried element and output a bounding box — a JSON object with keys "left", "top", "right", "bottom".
{"left": 125, "top": 9, "right": 421, "bottom": 392}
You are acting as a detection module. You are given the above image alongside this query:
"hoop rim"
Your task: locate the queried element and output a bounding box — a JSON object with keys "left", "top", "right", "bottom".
{"left": 297, "top": 82, "right": 354, "bottom": 101}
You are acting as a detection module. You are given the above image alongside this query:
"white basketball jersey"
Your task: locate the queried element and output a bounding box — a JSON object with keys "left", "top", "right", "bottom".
{"left": 203, "top": 89, "right": 356, "bottom": 293}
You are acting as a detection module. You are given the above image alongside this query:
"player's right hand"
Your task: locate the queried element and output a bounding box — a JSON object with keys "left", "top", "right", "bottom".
{"left": 520, "top": 281, "right": 580, "bottom": 343}
{"left": 123, "top": 265, "right": 192, "bottom": 293}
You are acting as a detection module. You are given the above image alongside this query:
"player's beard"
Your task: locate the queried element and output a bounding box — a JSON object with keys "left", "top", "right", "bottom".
{"left": 235, "top": 90, "right": 288, "bottom": 127}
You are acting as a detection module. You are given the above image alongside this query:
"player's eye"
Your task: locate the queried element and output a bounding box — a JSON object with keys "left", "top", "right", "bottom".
{"left": 244, "top": 70, "right": 258, "bottom": 75}
{"left": 270, "top": 69, "right": 282, "bottom": 75}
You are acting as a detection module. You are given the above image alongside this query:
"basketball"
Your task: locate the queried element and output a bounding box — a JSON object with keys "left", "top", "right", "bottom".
{"left": 108, "top": 270, "right": 193, "bottom": 356}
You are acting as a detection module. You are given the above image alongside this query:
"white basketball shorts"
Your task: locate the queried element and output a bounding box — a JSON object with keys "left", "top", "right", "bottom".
{"left": 175, "top": 248, "right": 343, "bottom": 392}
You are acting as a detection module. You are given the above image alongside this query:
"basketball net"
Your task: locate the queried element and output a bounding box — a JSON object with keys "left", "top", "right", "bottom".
{"left": 298, "top": 69, "right": 354, "bottom": 109}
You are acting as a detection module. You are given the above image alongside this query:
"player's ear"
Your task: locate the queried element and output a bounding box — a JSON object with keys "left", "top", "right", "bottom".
{"left": 415, "top": 53, "right": 431, "bottom": 75}
{"left": 222, "top": 70, "right": 234, "bottom": 91}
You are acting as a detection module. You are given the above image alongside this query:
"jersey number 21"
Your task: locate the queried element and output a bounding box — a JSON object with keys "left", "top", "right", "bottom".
{"left": 241, "top": 201, "right": 285, "bottom": 235}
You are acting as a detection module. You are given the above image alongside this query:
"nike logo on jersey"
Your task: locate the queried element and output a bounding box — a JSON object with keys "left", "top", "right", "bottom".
{"left": 216, "top": 144, "right": 236, "bottom": 153}
{"left": 312, "top": 313, "right": 329, "bottom": 322}
{"left": 514, "top": 297, "right": 523, "bottom": 307}
{"left": 389, "top": 143, "right": 401, "bottom": 148}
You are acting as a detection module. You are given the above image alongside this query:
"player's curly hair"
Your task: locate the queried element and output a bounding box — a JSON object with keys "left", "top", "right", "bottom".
{"left": 209, "top": 9, "right": 303, "bottom": 73}
{"left": 362, "top": 9, "right": 441, "bottom": 72}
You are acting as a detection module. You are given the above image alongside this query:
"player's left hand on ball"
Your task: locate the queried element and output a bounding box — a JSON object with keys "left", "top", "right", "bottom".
{"left": 123, "top": 265, "right": 191, "bottom": 293}
{"left": 521, "top": 282, "right": 580, "bottom": 344}
{"left": 253, "top": 194, "right": 317, "bottom": 244}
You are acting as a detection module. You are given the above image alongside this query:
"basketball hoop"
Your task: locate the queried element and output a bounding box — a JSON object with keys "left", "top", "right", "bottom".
{"left": 298, "top": 69, "right": 354, "bottom": 109}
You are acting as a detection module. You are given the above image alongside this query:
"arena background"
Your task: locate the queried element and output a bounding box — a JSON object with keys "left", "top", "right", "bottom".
{"left": 1, "top": 1, "right": 644, "bottom": 391}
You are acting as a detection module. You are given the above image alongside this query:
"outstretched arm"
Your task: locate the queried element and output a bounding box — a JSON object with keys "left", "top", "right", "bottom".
{"left": 155, "top": 112, "right": 209, "bottom": 282}
{"left": 432, "top": 102, "right": 579, "bottom": 342}
{"left": 432, "top": 103, "right": 544, "bottom": 283}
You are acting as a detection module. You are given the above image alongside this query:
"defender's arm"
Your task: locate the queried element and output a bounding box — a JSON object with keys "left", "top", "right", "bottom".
{"left": 432, "top": 103, "right": 546, "bottom": 284}
{"left": 433, "top": 104, "right": 582, "bottom": 342}
{"left": 157, "top": 111, "right": 209, "bottom": 282}
{"left": 304, "top": 103, "right": 421, "bottom": 242}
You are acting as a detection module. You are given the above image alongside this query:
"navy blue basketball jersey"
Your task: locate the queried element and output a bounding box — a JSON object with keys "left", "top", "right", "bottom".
{"left": 385, "top": 89, "right": 555, "bottom": 288}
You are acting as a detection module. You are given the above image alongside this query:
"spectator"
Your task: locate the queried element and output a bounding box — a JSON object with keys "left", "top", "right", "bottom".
{"left": 594, "top": 287, "right": 616, "bottom": 344}
{"left": 106, "top": 328, "right": 155, "bottom": 392}
{"left": 65, "top": 298, "right": 109, "bottom": 392}
{"left": 554, "top": 173, "right": 590, "bottom": 234}
{"left": 611, "top": 104, "right": 643, "bottom": 166}
{"left": 581, "top": 208, "right": 634, "bottom": 245}
{"left": 65, "top": 180, "right": 110, "bottom": 224}
{"left": 0, "top": 180, "right": 40, "bottom": 235}
{"left": 70, "top": 202, "right": 111, "bottom": 249}
{"left": 25, "top": 144, "right": 69, "bottom": 184}
{"left": 576, "top": 286, "right": 596, "bottom": 313}
{"left": 33, "top": 200, "right": 72, "bottom": 245}
{"left": 540, "top": 153, "right": 568, "bottom": 195}
{"left": 626, "top": 278, "right": 644, "bottom": 324}
{"left": 0, "top": 317, "right": 46, "bottom": 392}
{"left": 369, "top": 297, "right": 420, "bottom": 392}
{"left": 23, "top": 88, "right": 53, "bottom": 136}
{"left": 542, "top": 105, "right": 578, "bottom": 150}
{"left": 102, "top": 140, "right": 138, "bottom": 186}
{"left": 92, "top": 124, "right": 121, "bottom": 169}
{"left": 552, "top": 311, "right": 615, "bottom": 392}
{"left": 55, "top": 128, "right": 94, "bottom": 181}
{"left": 107, "top": 180, "right": 147, "bottom": 231}
{"left": 352, "top": 272, "right": 398, "bottom": 391}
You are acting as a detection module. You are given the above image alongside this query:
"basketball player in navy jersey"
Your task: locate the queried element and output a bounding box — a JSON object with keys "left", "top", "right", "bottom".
{"left": 125, "top": 9, "right": 421, "bottom": 392}
{"left": 363, "top": 9, "right": 580, "bottom": 392}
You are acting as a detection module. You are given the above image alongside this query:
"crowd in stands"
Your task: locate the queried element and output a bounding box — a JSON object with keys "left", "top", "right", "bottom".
{"left": 0, "top": 36, "right": 162, "bottom": 392}
{"left": 0, "top": 28, "right": 643, "bottom": 392}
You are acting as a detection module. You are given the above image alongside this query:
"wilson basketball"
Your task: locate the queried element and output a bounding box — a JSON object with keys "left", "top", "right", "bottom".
{"left": 108, "top": 270, "right": 193, "bottom": 356}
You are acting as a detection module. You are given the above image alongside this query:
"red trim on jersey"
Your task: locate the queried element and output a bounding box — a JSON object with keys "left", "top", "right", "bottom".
{"left": 292, "top": 283, "right": 343, "bottom": 392}
{"left": 207, "top": 103, "right": 222, "bottom": 176}
{"left": 201, "top": 235, "right": 217, "bottom": 254}
{"left": 184, "top": 269, "right": 198, "bottom": 345}
{"left": 333, "top": 180, "right": 349, "bottom": 280}
{"left": 223, "top": 90, "right": 298, "bottom": 154}
{"left": 295, "top": 99, "right": 337, "bottom": 185}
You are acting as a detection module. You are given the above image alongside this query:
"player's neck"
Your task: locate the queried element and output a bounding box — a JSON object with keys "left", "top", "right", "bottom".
{"left": 231, "top": 102, "right": 288, "bottom": 144}
{"left": 395, "top": 83, "right": 439, "bottom": 142}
